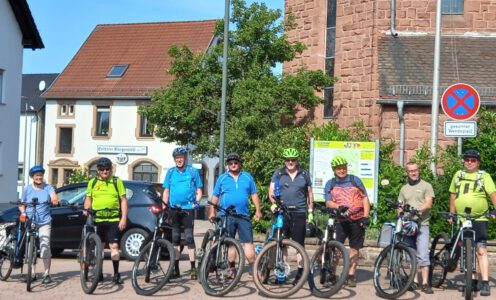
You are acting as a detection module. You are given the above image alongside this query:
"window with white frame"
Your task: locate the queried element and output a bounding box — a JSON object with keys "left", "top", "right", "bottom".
{"left": 139, "top": 113, "right": 153, "bottom": 137}
{"left": 95, "top": 106, "right": 110, "bottom": 136}
{"left": 133, "top": 162, "right": 158, "bottom": 182}
{"left": 442, "top": 0, "right": 464, "bottom": 14}
{"left": 58, "top": 127, "right": 73, "bottom": 154}
{"left": 59, "top": 103, "right": 75, "bottom": 117}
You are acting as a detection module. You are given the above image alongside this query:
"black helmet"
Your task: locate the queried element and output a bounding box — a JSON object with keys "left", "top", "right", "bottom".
{"left": 172, "top": 147, "right": 188, "bottom": 157}
{"left": 226, "top": 152, "right": 242, "bottom": 163}
{"left": 463, "top": 149, "right": 480, "bottom": 160}
{"left": 29, "top": 165, "right": 45, "bottom": 177}
{"left": 96, "top": 157, "right": 112, "bottom": 169}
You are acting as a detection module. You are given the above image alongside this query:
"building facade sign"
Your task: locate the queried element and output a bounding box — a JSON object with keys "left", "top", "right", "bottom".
{"left": 97, "top": 145, "right": 147, "bottom": 155}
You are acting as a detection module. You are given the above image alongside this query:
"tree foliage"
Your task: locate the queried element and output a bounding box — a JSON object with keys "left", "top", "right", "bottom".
{"left": 142, "top": 0, "right": 332, "bottom": 156}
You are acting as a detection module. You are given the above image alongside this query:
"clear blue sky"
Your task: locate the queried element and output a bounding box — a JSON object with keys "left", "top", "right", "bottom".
{"left": 23, "top": 0, "right": 284, "bottom": 74}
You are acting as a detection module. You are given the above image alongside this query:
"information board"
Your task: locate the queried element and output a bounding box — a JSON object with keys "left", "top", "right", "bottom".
{"left": 309, "top": 139, "right": 380, "bottom": 205}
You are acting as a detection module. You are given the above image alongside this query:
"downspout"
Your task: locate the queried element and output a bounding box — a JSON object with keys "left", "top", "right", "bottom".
{"left": 397, "top": 100, "right": 405, "bottom": 166}
{"left": 390, "top": 0, "right": 399, "bottom": 37}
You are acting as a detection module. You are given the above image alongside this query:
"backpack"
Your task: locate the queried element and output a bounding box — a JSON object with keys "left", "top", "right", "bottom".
{"left": 327, "top": 174, "right": 367, "bottom": 196}
{"left": 454, "top": 170, "right": 485, "bottom": 198}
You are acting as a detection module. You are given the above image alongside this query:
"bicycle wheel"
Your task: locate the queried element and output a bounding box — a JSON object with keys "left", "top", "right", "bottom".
{"left": 429, "top": 232, "right": 450, "bottom": 288}
{"left": 197, "top": 229, "right": 215, "bottom": 283}
{"left": 464, "top": 238, "right": 473, "bottom": 300}
{"left": 253, "top": 239, "right": 310, "bottom": 299}
{"left": 80, "top": 233, "right": 103, "bottom": 294}
{"left": 131, "top": 238, "right": 175, "bottom": 296}
{"left": 199, "top": 237, "right": 245, "bottom": 296}
{"left": 0, "top": 236, "right": 15, "bottom": 281}
{"left": 309, "top": 240, "right": 350, "bottom": 298}
{"left": 373, "top": 242, "right": 417, "bottom": 299}
{"left": 26, "top": 235, "right": 36, "bottom": 292}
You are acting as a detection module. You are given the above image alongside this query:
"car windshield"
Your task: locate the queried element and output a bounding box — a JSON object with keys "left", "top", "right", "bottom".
{"left": 57, "top": 187, "right": 87, "bottom": 205}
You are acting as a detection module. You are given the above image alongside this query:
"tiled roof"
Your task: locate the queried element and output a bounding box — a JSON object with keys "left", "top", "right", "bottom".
{"left": 43, "top": 20, "right": 217, "bottom": 99}
{"left": 378, "top": 35, "right": 496, "bottom": 101}
{"left": 21, "top": 73, "right": 58, "bottom": 112}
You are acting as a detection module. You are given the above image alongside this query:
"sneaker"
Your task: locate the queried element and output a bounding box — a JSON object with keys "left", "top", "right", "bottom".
{"left": 227, "top": 267, "right": 236, "bottom": 279}
{"left": 408, "top": 282, "right": 420, "bottom": 291}
{"left": 112, "top": 273, "right": 123, "bottom": 284}
{"left": 42, "top": 274, "right": 53, "bottom": 284}
{"left": 170, "top": 269, "right": 180, "bottom": 279}
{"left": 347, "top": 275, "right": 357, "bottom": 288}
{"left": 190, "top": 268, "right": 197, "bottom": 280}
{"left": 480, "top": 282, "right": 491, "bottom": 296}
{"left": 292, "top": 272, "right": 302, "bottom": 286}
{"left": 421, "top": 284, "right": 434, "bottom": 294}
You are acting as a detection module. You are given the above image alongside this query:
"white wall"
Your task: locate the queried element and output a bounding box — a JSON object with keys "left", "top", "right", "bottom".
{"left": 0, "top": 0, "right": 24, "bottom": 203}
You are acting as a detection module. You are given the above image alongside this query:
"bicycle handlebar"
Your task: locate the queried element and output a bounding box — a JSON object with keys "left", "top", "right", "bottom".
{"left": 384, "top": 198, "right": 421, "bottom": 218}
{"left": 440, "top": 209, "right": 496, "bottom": 220}
{"left": 314, "top": 202, "right": 349, "bottom": 218}
{"left": 207, "top": 201, "right": 250, "bottom": 221}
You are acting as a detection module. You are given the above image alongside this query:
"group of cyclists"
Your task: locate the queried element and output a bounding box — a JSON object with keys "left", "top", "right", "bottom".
{"left": 13, "top": 146, "right": 496, "bottom": 297}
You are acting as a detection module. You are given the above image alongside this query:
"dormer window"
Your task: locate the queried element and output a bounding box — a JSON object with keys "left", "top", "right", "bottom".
{"left": 107, "top": 64, "right": 128, "bottom": 78}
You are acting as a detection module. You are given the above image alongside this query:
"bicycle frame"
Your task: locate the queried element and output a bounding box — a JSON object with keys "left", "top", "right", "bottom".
{"left": 16, "top": 201, "right": 40, "bottom": 271}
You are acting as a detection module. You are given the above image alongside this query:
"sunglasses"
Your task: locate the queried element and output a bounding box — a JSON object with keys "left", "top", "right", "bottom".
{"left": 98, "top": 167, "right": 111, "bottom": 171}
{"left": 228, "top": 161, "right": 239, "bottom": 166}
{"left": 464, "top": 158, "right": 478, "bottom": 163}
{"left": 285, "top": 159, "right": 297, "bottom": 162}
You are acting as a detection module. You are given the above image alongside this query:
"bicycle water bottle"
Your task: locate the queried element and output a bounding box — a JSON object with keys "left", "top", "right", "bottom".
{"left": 275, "top": 215, "right": 284, "bottom": 228}
{"left": 255, "top": 244, "right": 263, "bottom": 254}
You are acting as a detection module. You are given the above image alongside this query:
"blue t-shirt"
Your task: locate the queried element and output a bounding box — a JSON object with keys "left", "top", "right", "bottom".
{"left": 163, "top": 165, "right": 203, "bottom": 209}
{"left": 21, "top": 183, "right": 55, "bottom": 225}
{"left": 213, "top": 171, "right": 257, "bottom": 217}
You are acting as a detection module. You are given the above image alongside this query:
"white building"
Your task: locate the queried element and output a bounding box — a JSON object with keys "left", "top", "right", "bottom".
{"left": 42, "top": 20, "right": 218, "bottom": 196}
{"left": 0, "top": 0, "right": 43, "bottom": 204}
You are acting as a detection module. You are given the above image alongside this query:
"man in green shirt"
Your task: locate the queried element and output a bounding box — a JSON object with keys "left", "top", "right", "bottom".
{"left": 84, "top": 157, "right": 128, "bottom": 284}
{"left": 449, "top": 150, "right": 496, "bottom": 296}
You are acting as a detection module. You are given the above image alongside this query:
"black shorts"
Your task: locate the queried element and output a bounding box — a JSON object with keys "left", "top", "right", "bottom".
{"left": 96, "top": 221, "right": 121, "bottom": 244}
{"left": 282, "top": 211, "right": 307, "bottom": 247}
{"left": 169, "top": 208, "right": 195, "bottom": 246}
{"left": 335, "top": 220, "right": 365, "bottom": 249}
{"left": 471, "top": 220, "right": 488, "bottom": 247}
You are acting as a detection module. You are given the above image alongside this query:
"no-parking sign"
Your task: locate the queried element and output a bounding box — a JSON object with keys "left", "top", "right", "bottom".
{"left": 441, "top": 83, "right": 480, "bottom": 120}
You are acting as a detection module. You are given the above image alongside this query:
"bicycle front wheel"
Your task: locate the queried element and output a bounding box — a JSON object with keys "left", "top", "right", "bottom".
{"left": 80, "top": 233, "right": 103, "bottom": 294}
{"left": 131, "top": 238, "right": 175, "bottom": 296}
{"left": 197, "top": 229, "right": 215, "bottom": 283}
{"left": 199, "top": 237, "right": 245, "bottom": 296}
{"left": 26, "top": 235, "right": 36, "bottom": 292}
{"left": 309, "top": 240, "right": 350, "bottom": 298}
{"left": 253, "top": 239, "right": 310, "bottom": 299}
{"left": 0, "top": 235, "right": 15, "bottom": 281}
{"left": 429, "top": 232, "right": 450, "bottom": 288}
{"left": 373, "top": 242, "right": 417, "bottom": 299}
{"left": 464, "top": 238, "right": 473, "bottom": 300}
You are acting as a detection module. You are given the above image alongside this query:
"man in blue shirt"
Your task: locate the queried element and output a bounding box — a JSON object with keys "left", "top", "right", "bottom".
{"left": 19, "top": 165, "right": 59, "bottom": 284}
{"left": 163, "top": 147, "right": 203, "bottom": 279}
{"left": 209, "top": 153, "right": 262, "bottom": 278}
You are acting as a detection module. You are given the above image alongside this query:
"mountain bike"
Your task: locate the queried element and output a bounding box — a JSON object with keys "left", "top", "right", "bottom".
{"left": 0, "top": 221, "right": 18, "bottom": 281}
{"left": 78, "top": 208, "right": 118, "bottom": 294}
{"left": 199, "top": 201, "right": 246, "bottom": 296}
{"left": 308, "top": 203, "right": 350, "bottom": 298}
{"left": 131, "top": 204, "right": 175, "bottom": 296}
{"left": 253, "top": 197, "right": 310, "bottom": 299}
{"left": 373, "top": 199, "right": 419, "bottom": 299}
{"left": 429, "top": 208, "right": 496, "bottom": 300}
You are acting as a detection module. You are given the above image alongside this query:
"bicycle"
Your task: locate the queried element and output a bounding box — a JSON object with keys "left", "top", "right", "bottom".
{"left": 373, "top": 199, "right": 419, "bottom": 299}
{"left": 197, "top": 226, "right": 216, "bottom": 283}
{"left": 131, "top": 203, "right": 175, "bottom": 296}
{"left": 307, "top": 203, "right": 350, "bottom": 298}
{"left": 429, "top": 208, "right": 496, "bottom": 300}
{"left": 0, "top": 221, "right": 17, "bottom": 281}
{"left": 198, "top": 201, "right": 246, "bottom": 296}
{"left": 78, "top": 208, "right": 119, "bottom": 294}
{"left": 253, "top": 197, "right": 310, "bottom": 299}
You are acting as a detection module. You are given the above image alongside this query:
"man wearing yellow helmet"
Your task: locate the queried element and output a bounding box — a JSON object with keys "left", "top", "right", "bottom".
{"left": 269, "top": 148, "right": 314, "bottom": 283}
{"left": 325, "top": 156, "right": 369, "bottom": 288}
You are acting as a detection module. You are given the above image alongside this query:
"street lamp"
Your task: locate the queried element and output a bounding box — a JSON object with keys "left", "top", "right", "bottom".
{"left": 219, "top": 0, "right": 230, "bottom": 175}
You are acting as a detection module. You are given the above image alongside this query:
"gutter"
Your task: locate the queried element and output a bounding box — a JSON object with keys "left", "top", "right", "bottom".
{"left": 396, "top": 101, "right": 405, "bottom": 166}
{"left": 390, "top": 0, "right": 399, "bottom": 37}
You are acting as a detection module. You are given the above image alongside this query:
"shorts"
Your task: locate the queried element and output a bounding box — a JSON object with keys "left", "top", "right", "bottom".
{"left": 96, "top": 221, "right": 121, "bottom": 244}
{"left": 403, "top": 225, "right": 430, "bottom": 267}
{"left": 227, "top": 216, "right": 253, "bottom": 243}
{"left": 37, "top": 223, "right": 52, "bottom": 259}
{"left": 282, "top": 211, "right": 307, "bottom": 247}
{"left": 169, "top": 208, "right": 195, "bottom": 248}
{"left": 335, "top": 220, "right": 365, "bottom": 249}
{"left": 471, "top": 220, "right": 488, "bottom": 248}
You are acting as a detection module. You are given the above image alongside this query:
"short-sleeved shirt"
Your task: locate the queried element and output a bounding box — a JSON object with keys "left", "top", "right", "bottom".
{"left": 324, "top": 175, "right": 366, "bottom": 220}
{"left": 86, "top": 176, "right": 126, "bottom": 222}
{"left": 21, "top": 183, "right": 55, "bottom": 225}
{"left": 398, "top": 179, "right": 435, "bottom": 225}
{"left": 213, "top": 171, "right": 257, "bottom": 217}
{"left": 449, "top": 170, "right": 496, "bottom": 221}
{"left": 163, "top": 165, "right": 203, "bottom": 209}
{"left": 271, "top": 168, "right": 312, "bottom": 213}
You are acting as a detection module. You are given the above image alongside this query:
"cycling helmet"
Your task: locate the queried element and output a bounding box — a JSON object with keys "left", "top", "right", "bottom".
{"left": 172, "top": 147, "right": 188, "bottom": 157}
{"left": 463, "top": 149, "right": 480, "bottom": 160}
{"left": 331, "top": 156, "right": 348, "bottom": 168}
{"left": 29, "top": 165, "right": 45, "bottom": 176}
{"left": 226, "top": 152, "right": 242, "bottom": 163}
{"left": 96, "top": 157, "right": 112, "bottom": 169}
{"left": 402, "top": 220, "right": 418, "bottom": 236}
{"left": 282, "top": 148, "right": 299, "bottom": 159}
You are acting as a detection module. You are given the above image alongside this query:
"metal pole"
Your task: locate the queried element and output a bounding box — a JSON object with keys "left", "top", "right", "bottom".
{"left": 23, "top": 101, "right": 29, "bottom": 187}
{"left": 219, "top": 0, "right": 230, "bottom": 175}
{"left": 430, "top": 0, "right": 442, "bottom": 174}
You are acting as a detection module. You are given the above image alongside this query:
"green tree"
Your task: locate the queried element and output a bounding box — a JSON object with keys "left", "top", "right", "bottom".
{"left": 67, "top": 167, "right": 90, "bottom": 184}
{"left": 142, "top": 0, "right": 332, "bottom": 156}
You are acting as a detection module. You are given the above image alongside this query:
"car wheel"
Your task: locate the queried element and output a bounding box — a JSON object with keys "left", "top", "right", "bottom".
{"left": 121, "top": 228, "right": 149, "bottom": 261}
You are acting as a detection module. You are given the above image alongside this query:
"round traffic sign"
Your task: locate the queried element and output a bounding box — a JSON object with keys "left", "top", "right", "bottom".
{"left": 441, "top": 83, "right": 480, "bottom": 120}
